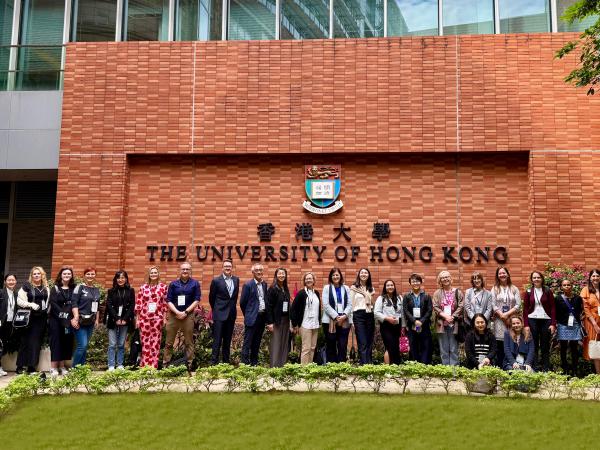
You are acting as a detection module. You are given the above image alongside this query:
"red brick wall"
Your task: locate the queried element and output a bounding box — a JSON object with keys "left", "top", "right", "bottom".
{"left": 55, "top": 34, "right": 600, "bottom": 292}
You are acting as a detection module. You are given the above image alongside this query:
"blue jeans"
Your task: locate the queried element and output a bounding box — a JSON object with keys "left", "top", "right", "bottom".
{"left": 73, "top": 325, "right": 94, "bottom": 367}
{"left": 108, "top": 325, "right": 128, "bottom": 368}
{"left": 438, "top": 325, "right": 459, "bottom": 366}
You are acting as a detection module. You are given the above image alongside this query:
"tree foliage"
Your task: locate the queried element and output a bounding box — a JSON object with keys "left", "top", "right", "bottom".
{"left": 556, "top": 1, "right": 600, "bottom": 94}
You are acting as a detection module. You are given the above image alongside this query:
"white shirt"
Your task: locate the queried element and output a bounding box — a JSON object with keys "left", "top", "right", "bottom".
{"left": 301, "top": 289, "right": 320, "bottom": 329}
{"left": 5, "top": 288, "right": 15, "bottom": 322}
{"left": 256, "top": 280, "right": 265, "bottom": 312}
{"left": 529, "top": 287, "right": 550, "bottom": 320}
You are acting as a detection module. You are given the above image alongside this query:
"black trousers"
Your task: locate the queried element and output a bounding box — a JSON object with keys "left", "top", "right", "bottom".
{"left": 407, "top": 327, "right": 432, "bottom": 364}
{"left": 211, "top": 317, "right": 236, "bottom": 364}
{"left": 529, "top": 318, "right": 552, "bottom": 371}
{"left": 322, "top": 323, "right": 350, "bottom": 363}
{"left": 0, "top": 322, "right": 13, "bottom": 356}
{"left": 48, "top": 316, "right": 74, "bottom": 362}
{"left": 496, "top": 340, "right": 505, "bottom": 368}
{"left": 353, "top": 310, "right": 374, "bottom": 365}
{"left": 16, "top": 313, "right": 47, "bottom": 370}
{"left": 241, "top": 313, "right": 266, "bottom": 366}
{"left": 560, "top": 340, "right": 579, "bottom": 376}
{"left": 380, "top": 321, "right": 402, "bottom": 364}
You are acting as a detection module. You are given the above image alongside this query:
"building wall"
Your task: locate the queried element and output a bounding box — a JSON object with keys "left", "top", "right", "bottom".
{"left": 54, "top": 34, "right": 600, "bottom": 290}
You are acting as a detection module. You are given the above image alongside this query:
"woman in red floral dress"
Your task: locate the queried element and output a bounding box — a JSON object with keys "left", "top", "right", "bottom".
{"left": 135, "top": 266, "right": 167, "bottom": 368}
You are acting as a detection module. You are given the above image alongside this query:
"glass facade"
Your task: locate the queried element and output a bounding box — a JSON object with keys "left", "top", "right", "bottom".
{"left": 333, "top": 0, "right": 384, "bottom": 38}
{"left": 388, "top": 0, "right": 437, "bottom": 36}
{"left": 228, "top": 0, "right": 276, "bottom": 40}
{"left": 72, "top": 0, "right": 117, "bottom": 42}
{"left": 176, "top": 0, "right": 222, "bottom": 40}
{"left": 0, "top": 1, "right": 13, "bottom": 90}
{"left": 125, "top": 0, "right": 169, "bottom": 41}
{"left": 443, "top": 0, "right": 493, "bottom": 35}
{"left": 557, "top": 0, "right": 597, "bottom": 32}
{"left": 499, "top": 0, "right": 550, "bottom": 33}
{"left": 280, "top": 0, "right": 329, "bottom": 40}
{"left": 17, "top": 0, "right": 64, "bottom": 90}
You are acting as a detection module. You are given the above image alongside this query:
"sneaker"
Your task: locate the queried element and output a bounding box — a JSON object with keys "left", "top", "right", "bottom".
{"left": 117, "top": 365, "right": 125, "bottom": 370}
{"left": 15, "top": 367, "right": 24, "bottom": 375}
{"left": 60, "top": 367, "right": 69, "bottom": 376}
{"left": 108, "top": 366, "right": 115, "bottom": 371}
{"left": 0, "top": 368, "right": 7, "bottom": 376}
{"left": 49, "top": 369, "right": 59, "bottom": 378}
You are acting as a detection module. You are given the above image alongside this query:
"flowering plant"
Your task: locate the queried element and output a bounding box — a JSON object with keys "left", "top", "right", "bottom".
{"left": 525, "top": 263, "right": 589, "bottom": 295}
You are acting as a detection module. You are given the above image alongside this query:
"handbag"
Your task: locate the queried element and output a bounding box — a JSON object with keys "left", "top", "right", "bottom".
{"left": 589, "top": 331, "right": 600, "bottom": 360}
{"left": 349, "top": 325, "right": 357, "bottom": 362}
{"left": 399, "top": 328, "right": 410, "bottom": 354}
{"left": 13, "top": 309, "right": 31, "bottom": 328}
{"left": 79, "top": 313, "right": 96, "bottom": 327}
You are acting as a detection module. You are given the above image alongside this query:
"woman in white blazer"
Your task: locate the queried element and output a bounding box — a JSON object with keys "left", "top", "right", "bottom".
{"left": 321, "top": 268, "right": 352, "bottom": 363}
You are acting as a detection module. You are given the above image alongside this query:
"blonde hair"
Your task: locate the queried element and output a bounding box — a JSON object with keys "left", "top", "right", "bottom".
{"left": 145, "top": 266, "right": 161, "bottom": 285}
{"left": 436, "top": 270, "right": 452, "bottom": 288}
{"left": 303, "top": 272, "right": 315, "bottom": 286}
{"left": 29, "top": 266, "right": 49, "bottom": 289}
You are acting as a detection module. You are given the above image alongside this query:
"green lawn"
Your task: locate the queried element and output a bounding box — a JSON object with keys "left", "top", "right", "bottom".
{"left": 0, "top": 392, "right": 598, "bottom": 449}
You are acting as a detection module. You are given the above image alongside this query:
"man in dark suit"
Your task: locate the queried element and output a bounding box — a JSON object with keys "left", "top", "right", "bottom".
{"left": 208, "top": 259, "right": 239, "bottom": 364}
{"left": 240, "top": 263, "right": 268, "bottom": 365}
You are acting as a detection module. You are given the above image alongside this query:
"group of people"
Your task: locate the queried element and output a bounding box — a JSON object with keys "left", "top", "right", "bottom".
{"left": 1, "top": 262, "right": 600, "bottom": 377}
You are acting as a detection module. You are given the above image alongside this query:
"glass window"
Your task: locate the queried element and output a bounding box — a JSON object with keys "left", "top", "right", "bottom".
{"left": 557, "top": 0, "right": 597, "bottom": 32}
{"left": 125, "top": 0, "right": 169, "bottom": 41}
{"left": 499, "top": 0, "right": 550, "bottom": 33}
{"left": 333, "top": 0, "right": 384, "bottom": 38}
{"left": 0, "top": 1, "right": 13, "bottom": 91}
{"left": 72, "top": 0, "right": 117, "bottom": 42}
{"left": 176, "top": 0, "right": 222, "bottom": 40}
{"left": 228, "top": 0, "right": 276, "bottom": 40}
{"left": 443, "top": 0, "right": 493, "bottom": 35}
{"left": 388, "top": 0, "right": 437, "bottom": 36}
{"left": 17, "top": 0, "right": 64, "bottom": 90}
{"left": 280, "top": 0, "right": 329, "bottom": 40}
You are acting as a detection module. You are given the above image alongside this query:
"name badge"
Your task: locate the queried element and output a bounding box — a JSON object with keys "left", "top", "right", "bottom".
{"left": 336, "top": 302, "right": 344, "bottom": 314}
{"left": 502, "top": 305, "right": 509, "bottom": 313}
{"left": 177, "top": 295, "right": 186, "bottom": 307}
{"left": 516, "top": 354, "right": 525, "bottom": 365}
{"left": 148, "top": 302, "right": 157, "bottom": 313}
{"left": 413, "top": 307, "right": 421, "bottom": 319}
{"left": 443, "top": 305, "right": 452, "bottom": 316}
{"left": 477, "top": 355, "right": 485, "bottom": 364}
{"left": 568, "top": 314, "right": 574, "bottom": 327}
{"left": 91, "top": 302, "right": 98, "bottom": 313}
{"left": 118, "top": 306, "right": 123, "bottom": 317}
{"left": 282, "top": 301, "right": 289, "bottom": 313}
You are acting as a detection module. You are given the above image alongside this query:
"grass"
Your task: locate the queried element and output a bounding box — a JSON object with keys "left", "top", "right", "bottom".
{"left": 0, "top": 392, "right": 598, "bottom": 449}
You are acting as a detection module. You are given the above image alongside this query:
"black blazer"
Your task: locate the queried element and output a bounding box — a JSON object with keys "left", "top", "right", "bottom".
{"left": 240, "top": 278, "right": 268, "bottom": 327}
{"left": 555, "top": 293, "right": 583, "bottom": 326}
{"left": 209, "top": 275, "right": 240, "bottom": 322}
{"left": 403, "top": 292, "right": 433, "bottom": 328}
{"left": 290, "top": 289, "right": 321, "bottom": 328}
{"left": 105, "top": 287, "right": 135, "bottom": 329}
{"left": 0, "top": 287, "right": 17, "bottom": 326}
{"left": 265, "top": 285, "right": 290, "bottom": 326}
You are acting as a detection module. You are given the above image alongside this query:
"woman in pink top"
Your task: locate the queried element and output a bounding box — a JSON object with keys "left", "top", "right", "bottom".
{"left": 135, "top": 266, "right": 167, "bottom": 368}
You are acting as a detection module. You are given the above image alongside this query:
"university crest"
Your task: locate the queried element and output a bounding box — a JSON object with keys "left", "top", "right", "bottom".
{"left": 302, "top": 165, "right": 343, "bottom": 214}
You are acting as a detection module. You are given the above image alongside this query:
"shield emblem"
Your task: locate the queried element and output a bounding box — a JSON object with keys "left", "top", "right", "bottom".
{"left": 304, "top": 165, "right": 341, "bottom": 208}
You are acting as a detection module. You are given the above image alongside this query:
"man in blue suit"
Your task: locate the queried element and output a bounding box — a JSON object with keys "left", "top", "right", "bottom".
{"left": 240, "top": 264, "right": 268, "bottom": 365}
{"left": 208, "top": 259, "right": 239, "bottom": 364}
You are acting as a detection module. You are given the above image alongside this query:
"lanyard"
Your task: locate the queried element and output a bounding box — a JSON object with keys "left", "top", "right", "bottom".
{"left": 562, "top": 295, "right": 575, "bottom": 315}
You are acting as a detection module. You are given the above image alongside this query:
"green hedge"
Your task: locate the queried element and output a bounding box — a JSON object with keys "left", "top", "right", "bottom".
{"left": 2, "top": 363, "right": 600, "bottom": 416}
